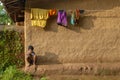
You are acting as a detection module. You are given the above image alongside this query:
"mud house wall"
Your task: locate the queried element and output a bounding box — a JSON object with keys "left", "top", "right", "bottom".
{"left": 25, "top": 0, "right": 120, "bottom": 65}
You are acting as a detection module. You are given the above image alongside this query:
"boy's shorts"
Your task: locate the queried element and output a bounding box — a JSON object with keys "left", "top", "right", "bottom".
{"left": 27, "top": 57, "right": 33, "bottom": 65}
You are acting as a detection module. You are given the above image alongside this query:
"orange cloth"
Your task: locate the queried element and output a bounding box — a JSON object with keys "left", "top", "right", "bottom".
{"left": 49, "top": 9, "right": 57, "bottom": 16}
{"left": 75, "top": 9, "right": 80, "bottom": 19}
{"left": 75, "top": 9, "right": 80, "bottom": 24}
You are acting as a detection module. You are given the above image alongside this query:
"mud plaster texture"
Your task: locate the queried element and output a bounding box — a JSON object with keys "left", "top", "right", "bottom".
{"left": 25, "top": 0, "right": 120, "bottom": 65}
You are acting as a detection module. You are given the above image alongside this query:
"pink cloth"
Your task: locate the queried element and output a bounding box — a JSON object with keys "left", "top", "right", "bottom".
{"left": 57, "top": 10, "right": 67, "bottom": 27}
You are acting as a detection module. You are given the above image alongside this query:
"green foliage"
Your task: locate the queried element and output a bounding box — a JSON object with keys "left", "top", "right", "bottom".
{"left": 0, "top": 2, "right": 13, "bottom": 25}
{"left": 0, "top": 29, "right": 26, "bottom": 80}
{"left": 40, "top": 77, "right": 47, "bottom": 80}
{"left": 1, "top": 66, "right": 33, "bottom": 80}
{"left": 0, "top": 29, "right": 24, "bottom": 72}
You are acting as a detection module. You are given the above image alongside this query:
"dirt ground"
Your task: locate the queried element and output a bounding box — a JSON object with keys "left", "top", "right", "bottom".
{"left": 47, "top": 75, "right": 120, "bottom": 80}
{"left": 35, "top": 75, "right": 120, "bottom": 80}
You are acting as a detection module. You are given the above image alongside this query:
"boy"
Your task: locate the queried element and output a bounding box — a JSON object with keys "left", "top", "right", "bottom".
{"left": 26, "top": 45, "right": 36, "bottom": 66}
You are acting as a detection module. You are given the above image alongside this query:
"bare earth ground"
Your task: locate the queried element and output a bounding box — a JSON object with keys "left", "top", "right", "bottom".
{"left": 46, "top": 75, "right": 120, "bottom": 80}
{"left": 24, "top": 63, "right": 120, "bottom": 80}
{"left": 34, "top": 75, "right": 120, "bottom": 80}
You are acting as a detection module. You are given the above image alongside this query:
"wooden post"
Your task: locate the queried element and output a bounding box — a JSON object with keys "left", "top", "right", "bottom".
{"left": 24, "top": 0, "right": 28, "bottom": 68}
{"left": 24, "top": 0, "right": 32, "bottom": 70}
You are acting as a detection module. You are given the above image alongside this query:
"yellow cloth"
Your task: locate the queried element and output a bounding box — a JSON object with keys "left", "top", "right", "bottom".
{"left": 31, "top": 20, "right": 47, "bottom": 28}
{"left": 31, "top": 8, "right": 49, "bottom": 27}
{"left": 31, "top": 8, "right": 49, "bottom": 20}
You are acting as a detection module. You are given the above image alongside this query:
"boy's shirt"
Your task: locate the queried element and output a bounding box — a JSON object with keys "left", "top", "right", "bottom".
{"left": 26, "top": 52, "right": 35, "bottom": 59}
{"left": 31, "top": 52, "right": 35, "bottom": 56}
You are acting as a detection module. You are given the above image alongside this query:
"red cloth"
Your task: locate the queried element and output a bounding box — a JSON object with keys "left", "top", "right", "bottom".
{"left": 49, "top": 9, "right": 57, "bottom": 16}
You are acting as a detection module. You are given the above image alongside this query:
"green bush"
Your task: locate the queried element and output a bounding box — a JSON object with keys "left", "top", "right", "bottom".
{"left": 0, "top": 29, "right": 37, "bottom": 80}
{"left": 40, "top": 77, "right": 47, "bottom": 80}
{"left": 1, "top": 66, "right": 33, "bottom": 80}
{"left": 0, "top": 29, "right": 24, "bottom": 74}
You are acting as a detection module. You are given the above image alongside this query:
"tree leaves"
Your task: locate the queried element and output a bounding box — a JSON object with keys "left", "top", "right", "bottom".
{"left": 0, "top": 29, "right": 24, "bottom": 70}
{"left": 0, "top": 2, "right": 13, "bottom": 25}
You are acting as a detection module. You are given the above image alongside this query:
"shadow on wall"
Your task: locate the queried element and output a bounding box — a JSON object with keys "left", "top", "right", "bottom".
{"left": 67, "top": 16, "right": 97, "bottom": 31}
{"left": 79, "top": 16, "right": 97, "bottom": 30}
{"left": 44, "top": 15, "right": 97, "bottom": 33}
{"left": 45, "top": 16, "right": 58, "bottom": 32}
{"left": 36, "top": 52, "right": 61, "bottom": 65}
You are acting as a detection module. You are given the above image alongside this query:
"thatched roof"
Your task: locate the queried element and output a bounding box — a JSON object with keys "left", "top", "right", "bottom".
{"left": 1, "top": 0, "right": 25, "bottom": 23}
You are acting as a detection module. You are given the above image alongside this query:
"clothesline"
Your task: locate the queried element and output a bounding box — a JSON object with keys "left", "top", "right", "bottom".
{"left": 49, "top": 9, "right": 112, "bottom": 14}
{"left": 53, "top": 9, "right": 118, "bottom": 11}
{"left": 49, "top": 9, "right": 120, "bottom": 17}
{"left": 30, "top": 8, "right": 119, "bottom": 16}
{"left": 29, "top": 8, "right": 119, "bottom": 12}
{"left": 30, "top": 8, "right": 120, "bottom": 18}
{"left": 48, "top": 9, "right": 120, "bottom": 17}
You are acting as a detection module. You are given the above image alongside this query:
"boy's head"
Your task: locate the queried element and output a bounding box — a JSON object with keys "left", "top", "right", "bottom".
{"left": 28, "top": 45, "right": 34, "bottom": 52}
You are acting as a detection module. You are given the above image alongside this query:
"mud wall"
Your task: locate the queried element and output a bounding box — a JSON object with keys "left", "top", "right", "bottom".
{"left": 25, "top": 0, "right": 120, "bottom": 65}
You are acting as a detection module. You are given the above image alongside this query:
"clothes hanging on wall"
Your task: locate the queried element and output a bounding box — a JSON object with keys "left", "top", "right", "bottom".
{"left": 31, "top": 20, "right": 47, "bottom": 28}
{"left": 49, "top": 9, "right": 57, "bottom": 16}
{"left": 57, "top": 10, "right": 67, "bottom": 27}
{"left": 30, "top": 8, "right": 85, "bottom": 28}
{"left": 70, "top": 11, "right": 75, "bottom": 25}
{"left": 31, "top": 8, "right": 49, "bottom": 27}
{"left": 31, "top": 8, "right": 49, "bottom": 20}
{"left": 75, "top": 9, "right": 80, "bottom": 25}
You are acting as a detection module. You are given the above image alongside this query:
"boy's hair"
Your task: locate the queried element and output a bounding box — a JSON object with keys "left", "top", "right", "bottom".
{"left": 28, "top": 45, "right": 34, "bottom": 51}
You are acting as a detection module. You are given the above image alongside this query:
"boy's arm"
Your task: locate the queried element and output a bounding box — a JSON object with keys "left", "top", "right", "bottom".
{"left": 33, "top": 55, "right": 36, "bottom": 65}
{"left": 31, "top": 52, "right": 36, "bottom": 65}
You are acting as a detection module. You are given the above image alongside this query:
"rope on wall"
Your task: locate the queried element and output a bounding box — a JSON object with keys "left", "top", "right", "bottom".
{"left": 27, "top": 6, "right": 120, "bottom": 18}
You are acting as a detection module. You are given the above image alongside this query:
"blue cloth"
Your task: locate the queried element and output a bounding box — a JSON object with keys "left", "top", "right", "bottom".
{"left": 71, "top": 12, "right": 75, "bottom": 25}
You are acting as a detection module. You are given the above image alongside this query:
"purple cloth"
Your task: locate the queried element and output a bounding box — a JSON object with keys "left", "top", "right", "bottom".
{"left": 57, "top": 10, "right": 67, "bottom": 27}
